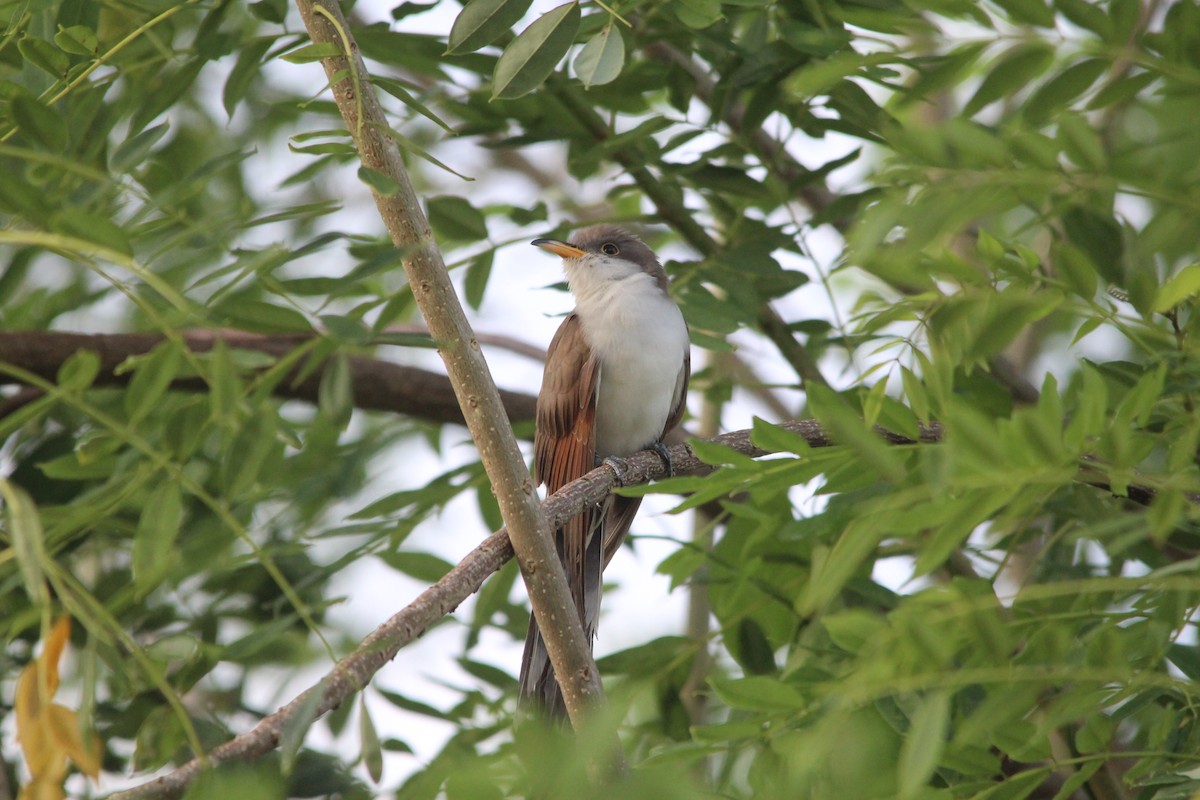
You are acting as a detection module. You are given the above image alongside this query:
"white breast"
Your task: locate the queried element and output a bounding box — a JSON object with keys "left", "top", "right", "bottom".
{"left": 568, "top": 266, "right": 689, "bottom": 458}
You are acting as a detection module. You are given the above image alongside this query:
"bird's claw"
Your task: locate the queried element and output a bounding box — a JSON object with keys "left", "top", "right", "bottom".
{"left": 602, "top": 455, "right": 632, "bottom": 485}
{"left": 652, "top": 442, "right": 675, "bottom": 477}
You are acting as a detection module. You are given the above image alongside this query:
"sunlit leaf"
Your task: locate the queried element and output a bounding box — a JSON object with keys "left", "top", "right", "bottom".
{"left": 447, "top": 0, "right": 534, "bottom": 54}
{"left": 573, "top": 25, "right": 624, "bottom": 88}
{"left": 491, "top": 2, "right": 580, "bottom": 99}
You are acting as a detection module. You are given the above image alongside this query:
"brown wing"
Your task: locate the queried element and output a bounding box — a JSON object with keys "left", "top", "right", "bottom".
{"left": 534, "top": 312, "right": 599, "bottom": 492}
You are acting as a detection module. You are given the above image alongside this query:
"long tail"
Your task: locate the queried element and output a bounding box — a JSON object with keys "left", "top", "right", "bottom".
{"left": 518, "top": 496, "right": 640, "bottom": 717}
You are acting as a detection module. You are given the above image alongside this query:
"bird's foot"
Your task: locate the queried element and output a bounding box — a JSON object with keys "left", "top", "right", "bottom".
{"left": 602, "top": 455, "right": 632, "bottom": 485}
{"left": 652, "top": 442, "right": 675, "bottom": 477}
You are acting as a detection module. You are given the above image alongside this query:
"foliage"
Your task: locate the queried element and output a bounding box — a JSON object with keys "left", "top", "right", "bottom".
{"left": 1, "top": 0, "right": 1199, "bottom": 797}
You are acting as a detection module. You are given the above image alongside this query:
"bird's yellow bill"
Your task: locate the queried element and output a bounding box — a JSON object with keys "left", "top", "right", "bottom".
{"left": 531, "top": 238, "right": 586, "bottom": 259}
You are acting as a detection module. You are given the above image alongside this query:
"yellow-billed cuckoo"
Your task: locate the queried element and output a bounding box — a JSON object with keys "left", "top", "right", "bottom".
{"left": 519, "top": 224, "right": 691, "bottom": 715}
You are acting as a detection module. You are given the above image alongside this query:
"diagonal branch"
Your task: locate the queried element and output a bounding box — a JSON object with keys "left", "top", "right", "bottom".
{"left": 294, "top": 0, "right": 607, "bottom": 736}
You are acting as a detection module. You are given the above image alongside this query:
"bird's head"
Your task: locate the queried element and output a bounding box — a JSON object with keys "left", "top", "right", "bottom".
{"left": 531, "top": 224, "right": 668, "bottom": 294}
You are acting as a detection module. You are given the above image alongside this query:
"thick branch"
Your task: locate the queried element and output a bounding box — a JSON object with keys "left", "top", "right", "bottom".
{"left": 0, "top": 330, "right": 537, "bottom": 426}
{"left": 294, "top": 0, "right": 605, "bottom": 732}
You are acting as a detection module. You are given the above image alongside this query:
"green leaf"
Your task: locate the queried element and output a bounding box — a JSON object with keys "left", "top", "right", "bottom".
{"left": 898, "top": 691, "right": 950, "bottom": 798}
{"left": 281, "top": 682, "right": 327, "bottom": 774}
{"left": 374, "top": 77, "right": 456, "bottom": 133}
{"left": 1023, "top": 58, "right": 1107, "bottom": 123}
{"left": 799, "top": 519, "right": 885, "bottom": 614}
{"left": 749, "top": 417, "right": 813, "bottom": 454}
{"left": 53, "top": 211, "right": 132, "bottom": 255}
{"left": 673, "top": 0, "right": 723, "bottom": 28}
{"left": 133, "top": 481, "right": 183, "bottom": 592}
{"left": 733, "top": 619, "right": 777, "bottom": 675}
{"left": 1052, "top": 241, "right": 1098, "bottom": 298}
{"left": 1154, "top": 263, "right": 1200, "bottom": 312}
{"left": 1061, "top": 206, "right": 1122, "bottom": 283}
{"left": 54, "top": 25, "right": 99, "bottom": 55}
{"left": 11, "top": 94, "right": 68, "bottom": 152}
{"left": 379, "top": 551, "right": 454, "bottom": 582}
{"left": 18, "top": 36, "right": 68, "bottom": 76}
{"left": 427, "top": 195, "right": 488, "bottom": 241}
{"left": 709, "top": 675, "right": 805, "bottom": 712}
{"left": 215, "top": 297, "right": 312, "bottom": 333}
{"left": 1086, "top": 70, "right": 1156, "bottom": 110}
{"left": 207, "top": 339, "right": 242, "bottom": 425}
{"left": 989, "top": 0, "right": 1055, "bottom": 26}
{"left": 1, "top": 481, "right": 47, "bottom": 603}
{"left": 447, "top": 0, "right": 534, "bottom": 54}
{"left": 57, "top": 349, "right": 101, "bottom": 392}
{"left": 124, "top": 341, "right": 184, "bottom": 423}
{"left": 281, "top": 42, "right": 342, "bottom": 63}
{"left": 964, "top": 43, "right": 1053, "bottom": 116}
{"left": 1054, "top": 0, "right": 1113, "bottom": 39}
{"left": 1057, "top": 110, "right": 1106, "bottom": 170}
{"left": 807, "top": 384, "right": 905, "bottom": 484}
{"left": 357, "top": 166, "right": 401, "bottom": 197}
{"left": 321, "top": 314, "right": 372, "bottom": 344}
{"left": 318, "top": 353, "right": 353, "bottom": 430}
{"left": 221, "top": 412, "right": 280, "bottom": 498}
{"left": 145, "top": 633, "right": 199, "bottom": 662}
{"left": 491, "top": 2, "right": 580, "bottom": 100}
{"left": 464, "top": 249, "right": 494, "bottom": 310}
{"left": 359, "top": 698, "right": 383, "bottom": 783}
{"left": 573, "top": 25, "right": 624, "bottom": 88}
{"left": 111, "top": 122, "right": 170, "bottom": 173}
{"left": 223, "top": 37, "right": 273, "bottom": 118}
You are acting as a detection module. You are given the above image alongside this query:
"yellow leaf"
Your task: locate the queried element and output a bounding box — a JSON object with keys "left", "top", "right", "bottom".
{"left": 20, "top": 776, "right": 67, "bottom": 800}
{"left": 15, "top": 664, "right": 50, "bottom": 772}
{"left": 47, "top": 704, "right": 101, "bottom": 778}
{"left": 16, "top": 615, "right": 100, "bottom": 794}
{"left": 42, "top": 617, "right": 71, "bottom": 697}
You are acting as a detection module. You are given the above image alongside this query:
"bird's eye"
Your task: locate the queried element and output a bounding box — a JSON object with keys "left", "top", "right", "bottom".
{"left": 600, "top": 243, "right": 620, "bottom": 256}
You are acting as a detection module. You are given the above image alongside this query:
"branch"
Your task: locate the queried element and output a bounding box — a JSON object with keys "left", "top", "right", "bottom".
{"left": 0, "top": 330, "right": 537, "bottom": 426}
{"left": 294, "top": 0, "right": 606, "bottom": 733}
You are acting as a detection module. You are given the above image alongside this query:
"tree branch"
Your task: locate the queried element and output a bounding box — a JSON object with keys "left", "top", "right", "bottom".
{"left": 294, "top": 0, "right": 607, "bottom": 734}
{"left": 0, "top": 330, "right": 537, "bottom": 426}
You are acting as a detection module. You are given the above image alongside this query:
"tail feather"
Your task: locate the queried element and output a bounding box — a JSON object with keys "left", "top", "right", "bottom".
{"left": 518, "top": 497, "right": 640, "bottom": 716}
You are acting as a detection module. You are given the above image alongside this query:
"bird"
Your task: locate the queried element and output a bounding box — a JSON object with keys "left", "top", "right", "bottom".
{"left": 519, "top": 224, "right": 691, "bottom": 717}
